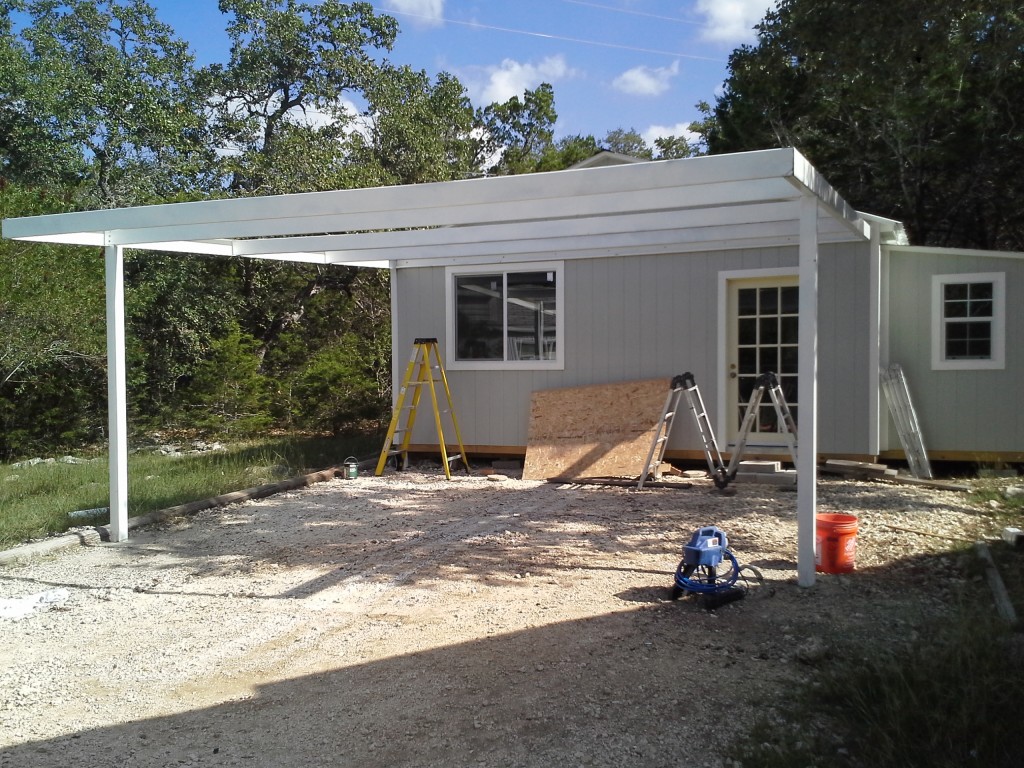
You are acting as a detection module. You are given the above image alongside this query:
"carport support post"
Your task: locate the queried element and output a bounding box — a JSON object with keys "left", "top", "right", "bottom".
{"left": 105, "top": 243, "right": 128, "bottom": 542}
{"left": 797, "top": 196, "right": 818, "bottom": 587}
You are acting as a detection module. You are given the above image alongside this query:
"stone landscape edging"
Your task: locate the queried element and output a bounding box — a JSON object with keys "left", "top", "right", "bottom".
{"left": 0, "top": 463, "right": 354, "bottom": 567}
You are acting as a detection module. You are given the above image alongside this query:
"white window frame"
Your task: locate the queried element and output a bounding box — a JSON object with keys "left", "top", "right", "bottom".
{"left": 445, "top": 261, "right": 565, "bottom": 371}
{"left": 931, "top": 272, "right": 1005, "bottom": 370}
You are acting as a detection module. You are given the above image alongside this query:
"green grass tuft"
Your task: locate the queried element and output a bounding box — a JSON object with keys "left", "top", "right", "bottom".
{"left": 0, "top": 433, "right": 381, "bottom": 549}
{"left": 732, "top": 601, "right": 1024, "bottom": 768}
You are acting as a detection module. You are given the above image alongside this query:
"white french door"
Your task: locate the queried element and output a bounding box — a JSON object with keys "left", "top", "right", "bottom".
{"left": 726, "top": 276, "right": 799, "bottom": 446}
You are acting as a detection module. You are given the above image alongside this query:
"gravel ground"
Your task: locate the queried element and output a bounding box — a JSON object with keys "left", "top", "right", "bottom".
{"left": 0, "top": 470, "right": 1001, "bottom": 768}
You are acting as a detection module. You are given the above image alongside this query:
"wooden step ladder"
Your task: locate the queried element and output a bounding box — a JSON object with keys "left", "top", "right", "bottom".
{"left": 375, "top": 338, "right": 471, "bottom": 479}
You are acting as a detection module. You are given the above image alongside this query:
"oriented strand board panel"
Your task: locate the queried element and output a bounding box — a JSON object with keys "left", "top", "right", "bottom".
{"left": 522, "top": 378, "right": 670, "bottom": 481}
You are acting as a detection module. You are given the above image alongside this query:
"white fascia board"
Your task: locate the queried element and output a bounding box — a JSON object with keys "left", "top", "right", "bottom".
{"left": 886, "top": 244, "right": 1024, "bottom": 261}
{"left": 1, "top": 229, "right": 106, "bottom": 246}
{"left": 331, "top": 260, "right": 390, "bottom": 269}
{"left": 857, "top": 211, "right": 909, "bottom": 244}
{"left": 122, "top": 240, "right": 234, "bottom": 256}
{"left": 789, "top": 150, "right": 870, "bottom": 240}
{"left": 3, "top": 149, "right": 802, "bottom": 247}
{"left": 236, "top": 251, "right": 331, "bottom": 264}
{"left": 239, "top": 252, "right": 389, "bottom": 268}
{"left": 103, "top": 177, "right": 801, "bottom": 246}
{"left": 233, "top": 200, "right": 801, "bottom": 258}
{"left": 327, "top": 218, "right": 804, "bottom": 265}
{"left": 394, "top": 233, "right": 804, "bottom": 269}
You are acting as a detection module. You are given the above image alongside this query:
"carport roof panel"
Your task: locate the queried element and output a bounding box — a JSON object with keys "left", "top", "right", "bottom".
{"left": 2, "top": 148, "right": 871, "bottom": 260}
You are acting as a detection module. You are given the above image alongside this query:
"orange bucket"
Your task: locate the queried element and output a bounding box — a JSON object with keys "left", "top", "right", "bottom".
{"left": 815, "top": 513, "right": 858, "bottom": 573}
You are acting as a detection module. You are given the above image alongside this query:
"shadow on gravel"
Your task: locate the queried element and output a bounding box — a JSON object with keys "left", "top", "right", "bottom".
{"left": 5, "top": 477, "right": 813, "bottom": 597}
{"left": 3, "top": 604, "right": 771, "bottom": 768}
{"left": 2, "top": 475, "right": 988, "bottom": 604}
{"left": 2, "top": 547, "right": 992, "bottom": 768}
{"left": 1, "top": 470, "right": 999, "bottom": 768}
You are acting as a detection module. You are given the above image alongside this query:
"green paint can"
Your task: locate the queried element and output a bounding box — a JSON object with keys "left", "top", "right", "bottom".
{"left": 343, "top": 457, "right": 359, "bottom": 480}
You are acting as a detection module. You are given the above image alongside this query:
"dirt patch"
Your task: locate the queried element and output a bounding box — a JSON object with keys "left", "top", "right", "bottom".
{"left": 0, "top": 471, "right": 997, "bottom": 767}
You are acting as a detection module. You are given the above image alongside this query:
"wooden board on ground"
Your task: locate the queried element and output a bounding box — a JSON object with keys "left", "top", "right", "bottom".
{"left": 820, "top": 459, "right": 970, "bottom": 492}
{"left": 522, "top": 378, "right": 669, "bottom": 481}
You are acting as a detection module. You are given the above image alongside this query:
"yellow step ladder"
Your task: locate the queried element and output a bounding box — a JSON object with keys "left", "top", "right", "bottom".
{"left": 375, "top": 338, "right": 470, "bottom": 479}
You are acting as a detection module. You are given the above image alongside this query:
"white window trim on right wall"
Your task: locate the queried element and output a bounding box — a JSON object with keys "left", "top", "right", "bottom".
{"left": 931, "top": 271, "right": 1006, "bottom": 370}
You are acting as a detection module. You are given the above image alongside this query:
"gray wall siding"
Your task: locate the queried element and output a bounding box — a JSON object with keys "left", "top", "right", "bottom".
{"left": 395, "top": 241, "right": 875, "bottom": 455}
{"left": 886, "top": 250, "right": 1024, "bottom": 453}
{"left": 818, "top": 241, "right": 873, "bottom": 454}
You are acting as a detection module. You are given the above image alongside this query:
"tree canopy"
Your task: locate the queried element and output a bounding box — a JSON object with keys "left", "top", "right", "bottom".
{"left": 707, "top": 0, "right": 1024, "bottom": 250}
{"left": 7, "top": 0, "right": 1019, "bottom": 460}
{"left": 0, "top": 0, "right": 631, "bottom": 459}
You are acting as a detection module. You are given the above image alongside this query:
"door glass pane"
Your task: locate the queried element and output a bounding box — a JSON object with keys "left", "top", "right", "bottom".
{"left": 507, "top": 271, "right": 556, "bottom": 360}
{"left": 738, "top": 318, "right": 757, "bottom": 345}
{"left": 739, "top": 375, "right": 756, "bottom": 402}
{"left": 780, "top": 347, "right": 798, "bottom": 374}
{"left": 780, "top": 375, "right": 798, "bottom": 403}
{"left": 781, "top": 316, "right": 799, "bottom": 344}
{"left": 455, "top": 275, "right": 503, "bottom": 360}
{"left": 739, "top": 347, "right": 757, "bottom": 374}
{"left": 738, "top": 288, "right": 757, "bottom": 316}
{"left": 780, "top": 286, "right": 799, "bottom": 314}
{"left": 734, "top": 282, "right": 798, "bottom": 436}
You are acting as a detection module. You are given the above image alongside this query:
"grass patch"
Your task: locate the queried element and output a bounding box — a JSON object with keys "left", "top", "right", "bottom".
{"left": 732, "top": 597, "right": 1024, "bottom": 768}
{"left": 0, "top": 433, "right": 382, "bottom": 550}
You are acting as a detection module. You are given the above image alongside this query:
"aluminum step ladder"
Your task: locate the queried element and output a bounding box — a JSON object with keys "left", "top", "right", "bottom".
{"left": 638, "top": 375, "right": 702, "bottom": 489}
{"left": 880, "top": 364, "right": 933, "bottom": 479}
{"left": 730, "top": 371, "right": 799, "bottom": 476}
{"left": 375, "top": 338, "right": 470, "bottom": 479}
{"left": 640, "top": 372, "right": 797, "bottom": 490}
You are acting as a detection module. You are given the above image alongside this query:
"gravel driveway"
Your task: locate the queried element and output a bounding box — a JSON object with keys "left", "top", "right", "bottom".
{"left": 0, "top": 471, "right": 992, "bottom": 767}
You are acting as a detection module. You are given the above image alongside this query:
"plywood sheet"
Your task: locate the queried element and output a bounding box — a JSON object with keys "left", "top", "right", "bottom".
{"left": 522, "top": 378, "right": 670, "bottom": 481}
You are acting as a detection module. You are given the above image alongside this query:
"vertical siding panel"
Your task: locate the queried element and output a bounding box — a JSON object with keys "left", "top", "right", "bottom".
{"left": 885, "top": 249, "right": 1023, "bottom": 454}
{"left": 818, "top": 244, "right": 838, "bottom": 452}
{"left": 611, "top": 257, "right": 630, "bottom": 381}
{"left": 391, "top": 243, "right": 1023, "bottom": 459}
{"left": 637, "top": 255, "right": 658, "bottom": 379}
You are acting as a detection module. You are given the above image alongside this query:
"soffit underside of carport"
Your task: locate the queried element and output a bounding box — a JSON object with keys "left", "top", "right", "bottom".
{"left": 2, "top": 148, "right": 871, "bottom": 264}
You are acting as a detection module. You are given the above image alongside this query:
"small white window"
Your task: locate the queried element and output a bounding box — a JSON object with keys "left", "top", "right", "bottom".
{"left": 445, "top": 262, "right": 564, "bottom": 370}
{"left": 931, "top": 272, "right": 1005, "bottom": 370}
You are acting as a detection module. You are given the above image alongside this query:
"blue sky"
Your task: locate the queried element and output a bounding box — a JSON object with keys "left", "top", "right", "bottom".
{"left": 153, "top": 1, "right": 776, "bottom": 147}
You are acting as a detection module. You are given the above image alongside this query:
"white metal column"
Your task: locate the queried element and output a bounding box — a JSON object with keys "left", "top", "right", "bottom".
{"left": 867, "top": 224, "right": 882, "bottom": 455}
{"left": 105, "top": 244, "right": 129, "bottom": 541}
{"left": 797, "top": 196, "right": 818, "bottom": 587}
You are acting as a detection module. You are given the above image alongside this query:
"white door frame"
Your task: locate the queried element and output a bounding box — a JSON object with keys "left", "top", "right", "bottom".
{"left": 716, "top": 267, "right": 799, "bottom": 448}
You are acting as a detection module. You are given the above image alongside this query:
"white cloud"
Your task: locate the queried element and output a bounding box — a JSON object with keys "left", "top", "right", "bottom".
{"left": 695, "top": 0, "right": 775, "bottom": 44}
{"left": 478, "top": 56, "right": 575, "bottom": 105}
{"left": 384, "top": 0, "right": 445, "bottom": 27}
{"left": 612, "top": 60, "right": 680, "bottom": 97}
{"left": 643, "top": 122, "right": 700, "bottom": 147}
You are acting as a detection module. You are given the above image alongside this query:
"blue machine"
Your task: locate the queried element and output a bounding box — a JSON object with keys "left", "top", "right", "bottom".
{"left": 671, "top": 526, "right": 742, "bottom": 602}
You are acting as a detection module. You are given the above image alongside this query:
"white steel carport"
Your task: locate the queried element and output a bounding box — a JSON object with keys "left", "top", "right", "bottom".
{"left": 2, "top": 147, "right": 879, "bottom": 587}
